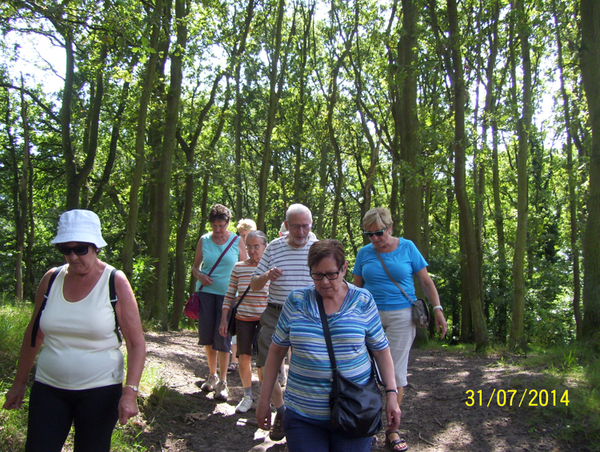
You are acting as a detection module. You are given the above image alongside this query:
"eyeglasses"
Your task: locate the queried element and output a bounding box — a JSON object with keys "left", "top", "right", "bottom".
{"left": 246, "top": 245, "right": 264, "bottom": 251}
{"left": 363, "top": 228, "right": 386, "bottom": 238}
{"left": 288, "top": 223, "right": 312, "bottom": 231}
{"left": 310, "top": 267, "right": 343, "bottom": 281}
{"left": 56, "top": 244, "right": 91, "bottom": 256}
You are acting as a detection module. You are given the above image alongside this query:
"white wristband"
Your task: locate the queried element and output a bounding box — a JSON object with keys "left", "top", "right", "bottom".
{"left": 433, "top": 305, "right": 443, "bottom": 312}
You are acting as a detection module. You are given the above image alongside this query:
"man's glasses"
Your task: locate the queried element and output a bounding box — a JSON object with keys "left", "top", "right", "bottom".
{"left": 288, "top": 223, "right": 312, "bottom": 231}
{"left": 56, "top": 244, "right": 91, "bottom": 256}
{"left": 363, "top": 228, "right": 386, "bottom": 238}
{"left": 310, "top": 267, "right": 343, "bottom": 281}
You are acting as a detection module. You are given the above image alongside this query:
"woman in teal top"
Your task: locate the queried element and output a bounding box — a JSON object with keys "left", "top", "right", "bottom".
{"left": 257, "top": 240, "right": 400, "bottom": 452}
{"left": 192, "top": 204, "right": 246, "bottom": 402}
{"left": 353, "top": 207, "right": 447, "bottom": 452}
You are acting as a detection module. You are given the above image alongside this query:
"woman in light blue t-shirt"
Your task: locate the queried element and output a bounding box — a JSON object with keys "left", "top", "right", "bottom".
{"left": 353, "top": 207, "right": 447, "bottom": 452}
{"left": 192, "top": 204, "right": 246, "bottom": 402}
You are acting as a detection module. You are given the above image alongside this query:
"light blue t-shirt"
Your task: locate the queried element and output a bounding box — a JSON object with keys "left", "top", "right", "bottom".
{"left": 352, "top": 238, "right": 428, "bottom": 311}
{"left": 196, "top": 232, "right": 240, "bottom": 295}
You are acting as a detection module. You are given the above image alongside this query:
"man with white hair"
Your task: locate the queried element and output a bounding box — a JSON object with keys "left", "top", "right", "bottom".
{"left": 251, "top": 203, "right": 317, "bottom": 441}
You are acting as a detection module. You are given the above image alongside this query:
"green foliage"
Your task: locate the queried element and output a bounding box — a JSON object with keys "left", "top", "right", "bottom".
{"left": 0, "top": 0, "right": 595, "bottom": 341}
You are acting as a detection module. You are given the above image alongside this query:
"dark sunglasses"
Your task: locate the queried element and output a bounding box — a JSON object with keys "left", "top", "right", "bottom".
{"left": 363, "top": 228, "right": 386, "bottom": 238}
{"left": 56, "top": 244, "right": 91, "bottom": 256}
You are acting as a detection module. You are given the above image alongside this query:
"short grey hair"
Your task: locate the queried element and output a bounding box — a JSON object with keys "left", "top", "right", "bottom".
{"left": 247, "top": 230, "right": 267, "bottom": 246}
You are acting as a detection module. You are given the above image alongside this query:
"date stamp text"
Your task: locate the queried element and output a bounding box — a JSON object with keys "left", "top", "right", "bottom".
{"left": 465, "top": 389, "right": 569, "bottom": 407}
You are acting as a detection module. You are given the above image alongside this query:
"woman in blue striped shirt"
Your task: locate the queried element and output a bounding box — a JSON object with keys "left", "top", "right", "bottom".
{"left": 256, "top": 240, "right": 400, "bottom": 452}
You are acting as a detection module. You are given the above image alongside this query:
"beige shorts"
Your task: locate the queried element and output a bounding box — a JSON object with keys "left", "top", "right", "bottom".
{"left": 378, "top": 307, "right": 416, "bottom": 387}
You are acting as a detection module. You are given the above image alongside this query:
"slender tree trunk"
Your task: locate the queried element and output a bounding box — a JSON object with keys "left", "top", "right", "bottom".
{"left": 552, "top": 0, "right": 582, "bottom": 340}
{"left": 152, "top": 0, "right": 188, "bottom": 328}
{"left": 580, "top": 0, "right": 600, "bottom": 339}
{"left": 122, "top": 0, "right": 163, "bottom": 283}
{"left": 447, "top": 0, "right": 488, "bottom": 350}
{"left": 234, "top": 0, "right": 255, "bottom": 218}
{"left": 327, "top": 45, "right": 351, "bottom": 239}
{"left": 509, "top": 0, "right": 532, "bottom": 351}
{"left": 483, "top": 1, "right": 507, "bottom": 342}
{"left": 88, "top": 58, "right": 136, "bottom": 210}
{"left": 293, "top": 3, "right": 313, "bottom": 204}
{"left": 399, "top": 0, "right": 422, "bottom": 247}
{"left": 256, "top": 0, "right": 285, "bottom": 231}
{"left": 62, "top": 34, "right": 78, "bottom": 210}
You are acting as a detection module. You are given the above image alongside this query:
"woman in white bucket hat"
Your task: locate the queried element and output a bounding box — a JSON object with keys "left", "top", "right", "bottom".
{"left": 3, "top": 209, "right": 146, "bottom": 452}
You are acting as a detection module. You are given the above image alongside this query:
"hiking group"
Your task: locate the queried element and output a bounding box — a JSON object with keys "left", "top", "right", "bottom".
{"left": 3, "top": 202, "right": 447, "bottom": 452}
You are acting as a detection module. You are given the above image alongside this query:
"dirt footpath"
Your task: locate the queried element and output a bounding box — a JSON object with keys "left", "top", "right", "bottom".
{"left": 129, "top": 330, "right": 567, "bottom": 452}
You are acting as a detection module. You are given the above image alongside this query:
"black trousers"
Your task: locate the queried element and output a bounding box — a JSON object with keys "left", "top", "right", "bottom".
{"left": 26, "top": 381, "right": 121, "bottom": 452}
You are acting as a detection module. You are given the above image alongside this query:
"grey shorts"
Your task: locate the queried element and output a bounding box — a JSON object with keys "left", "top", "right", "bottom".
{"left": 256, "top": 304, "right": 282, "bottom": 367}
{"left": 197, "top": 292, "right": 231, "bottom": 353}
{"left": 378, "top": 307, "right": 416, "bottom": 387}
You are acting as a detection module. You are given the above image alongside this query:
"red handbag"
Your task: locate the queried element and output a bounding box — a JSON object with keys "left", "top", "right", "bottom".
{"left": 184, "top": 291, "right": 200, "bottom": 319}
{"left": 184, "top": 235, "right": 238, "bottom": 319}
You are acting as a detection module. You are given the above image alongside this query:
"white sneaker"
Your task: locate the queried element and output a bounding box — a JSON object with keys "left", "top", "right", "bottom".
{"left": 235, "top": 395, "right": 253, "bottom": 413}
{"left": 214, "top": 380, "right": 228, "bottom": 401}
{"left": 200, "top": 374, "right": 218, "bottom": 392}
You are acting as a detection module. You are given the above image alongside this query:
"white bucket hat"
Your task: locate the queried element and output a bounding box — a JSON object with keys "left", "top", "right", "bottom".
{"left": 51, "top": 209, "right": 107, "bottom": 248}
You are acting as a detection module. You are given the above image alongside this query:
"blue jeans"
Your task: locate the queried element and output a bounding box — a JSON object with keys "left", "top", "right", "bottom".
{"left": 283, "top": 408, "right": 373, "bottom": 452}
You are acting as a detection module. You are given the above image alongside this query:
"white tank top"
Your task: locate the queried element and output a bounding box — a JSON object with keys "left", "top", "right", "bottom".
{"left": 35, "top": 264, "right": 124, "bottom": 390}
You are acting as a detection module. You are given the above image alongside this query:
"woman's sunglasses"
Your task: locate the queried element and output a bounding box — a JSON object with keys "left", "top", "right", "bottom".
{"left": 363, "top": 228, "right": 386, "bottom": 238}
{"left": 56, "top": 244, "right": 91, "bottom": 256}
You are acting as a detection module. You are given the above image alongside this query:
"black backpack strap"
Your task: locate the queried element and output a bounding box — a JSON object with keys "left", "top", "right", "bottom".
{"left": 31, "top": 267, "right": 61, "bottom": 347}
{"left": 109, "top": 268, "right": 122, "bottom": 343}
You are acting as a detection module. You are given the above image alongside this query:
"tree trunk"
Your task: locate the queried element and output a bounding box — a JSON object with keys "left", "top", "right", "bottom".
{"left": 122, "top": 0, "right": 163, "bottom": 283}
{"left": 447, "top": 0, "right": 488, "bottom": 350}
{"left": 234, "top": 0, "right": 255, "bottom": 218}
{"left": 553, "top": 0, "right": 582, "bottom": 340}
{"left": 509, "top": 0, "right": 532, "bottom": 351}
{"left": 152, "top": 0, "right": 188, "bottom": 328}
{"left": 580, "top": 0, "right": 600, "bottom": 340}
{"left": 256, "top": 0, "right": 285, "bottom": 231}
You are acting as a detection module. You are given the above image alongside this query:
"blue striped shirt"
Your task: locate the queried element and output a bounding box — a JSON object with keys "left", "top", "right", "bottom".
{"left": 272, "top": 283, "right": 389, "bottom": 420}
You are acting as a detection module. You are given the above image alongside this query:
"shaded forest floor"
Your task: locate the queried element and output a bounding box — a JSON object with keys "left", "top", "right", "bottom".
{"left": 124, "top": 330, "right": 591, "bottom": 452}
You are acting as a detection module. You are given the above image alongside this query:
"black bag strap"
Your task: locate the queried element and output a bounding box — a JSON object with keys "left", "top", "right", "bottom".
{"left": 315, "top": 290, "right": 380, "bottom": 388}
{"left": 31, "top": 267, "right": 121, "bottom": 347}
{"left": 198, "top": 235, "right": 238, "bottom": 292}
{"left": 315, "top": 290, "right": 341, "bottom": 397}
{"left": 228, "top": 285, "right": 251, "bottom": 322}
{"left": 30, "top": 267, "right": 61, "bottom": 347}
{"left": 109, "top": 268, "right": 121, "bottom": 343}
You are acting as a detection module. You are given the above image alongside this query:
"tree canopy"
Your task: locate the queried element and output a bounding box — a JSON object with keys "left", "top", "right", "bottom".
{"left": 1, "top": 0, "right": 598, "bottom": 347}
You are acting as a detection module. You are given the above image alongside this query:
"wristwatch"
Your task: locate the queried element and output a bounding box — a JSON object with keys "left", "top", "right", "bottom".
{"left": 124, "top": 384, "right": 139, "bottom": 392}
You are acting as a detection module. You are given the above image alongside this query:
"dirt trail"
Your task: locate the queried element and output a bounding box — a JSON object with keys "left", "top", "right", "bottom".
{"left": 130, "top": 330, "right": 565, "bottom": 452}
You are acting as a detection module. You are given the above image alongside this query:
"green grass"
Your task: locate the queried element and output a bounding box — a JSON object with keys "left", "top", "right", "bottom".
{"left": 520, "top": 344, "right": 600, "bottom": 450}
{"left": 0, "top": 300, "right": 161, "bottom": 452}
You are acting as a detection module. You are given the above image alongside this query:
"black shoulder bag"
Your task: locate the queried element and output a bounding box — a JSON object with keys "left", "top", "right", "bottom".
{"left": 315, "top": 290, "right": 383, "bottom": 438}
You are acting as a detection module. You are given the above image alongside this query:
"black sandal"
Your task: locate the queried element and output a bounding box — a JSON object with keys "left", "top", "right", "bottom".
{"left": 385, "top": 430, "right": 408, "bottom": 452}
